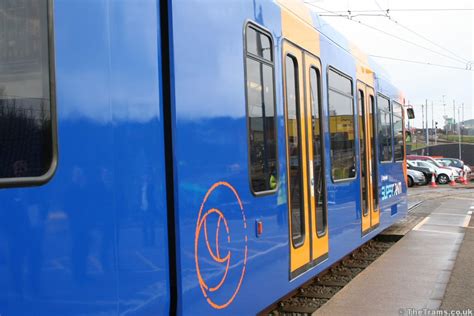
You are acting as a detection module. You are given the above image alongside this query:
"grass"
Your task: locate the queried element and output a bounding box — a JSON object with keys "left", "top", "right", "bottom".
{"left": 445, "top": 135, "right": 474, "bottom": 143}
{"left": 408, "top": 143, "right": 426, "bottom": 150}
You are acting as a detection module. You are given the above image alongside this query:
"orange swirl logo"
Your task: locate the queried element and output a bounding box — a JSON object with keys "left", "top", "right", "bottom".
{"left": 194, "top": 182, "right": 248, "bottom": 309}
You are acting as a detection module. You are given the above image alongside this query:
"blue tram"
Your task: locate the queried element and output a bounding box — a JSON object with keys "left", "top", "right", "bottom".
{"left": 0, "top": 0, "right": 408, "bottom": 315}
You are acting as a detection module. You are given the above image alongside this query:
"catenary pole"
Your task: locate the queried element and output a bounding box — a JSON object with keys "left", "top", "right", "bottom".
{"left": 426, "top": 99, "right": 429, "bottom": 154}
{"left": 458, "top": 106, "right": 461, "bottom": 160}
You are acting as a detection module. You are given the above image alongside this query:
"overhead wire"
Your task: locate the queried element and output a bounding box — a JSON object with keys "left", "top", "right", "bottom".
{"left": 386, "top": 17, "right": 471, "bottom": 64}
{"left": 374, "top": 0, "right": 385, "bottom": 11}
{"left": 304, "top": 2, "right": 471, "bottom": 67}
{"left": 302, "top": 4, "right": 474, "bottom": 14}
{"left": 354, "top": 19, "right": 467, "bottom": 65}
{"left": 368, "top": 55, "right": 472, "bottom": 71}
{"left": 370, "top": 0, "right": 471, "bottom": 65}
{"left": 320, "top": 8, "right": 474, "bottom": 13}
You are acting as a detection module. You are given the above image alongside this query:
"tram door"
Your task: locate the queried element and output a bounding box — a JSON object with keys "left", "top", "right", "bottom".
{"left": 283, "top": 41, "right": 328, "bottom": 278}
{"left": 357, "top": 82, "right": 380, "bottom": 234}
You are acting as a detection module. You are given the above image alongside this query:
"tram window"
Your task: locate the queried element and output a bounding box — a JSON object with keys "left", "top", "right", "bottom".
{"left": 358, "top": 89, "right": 368, "bottom": 216}
{"left": 0, "top": 0, "right": 56, "bottom": 183}
{"left": 246, "top": 27, "right": 272, "bottom": 62}
{"left": 328, "top": 70, "right": 352, "bottom": 95}
{"left": 309, "top": 67, "right": 326, "bottom": 235}
{"left": 369, "top": 95, "right": 379, "bottom": 210}
{"left": 393, "top": 102, "right": 404, "bottom": 161}
{"left": 285, "top": 55, "right": 305, "bottom": 246}
{"left": 245, "top": 24, "right": 278, "bottom": 194}
{"left": 377, "top": 95, "right": 393, "bottom": 162}
{"left": 327, "top": 69, "right": 356, "bottom": 181}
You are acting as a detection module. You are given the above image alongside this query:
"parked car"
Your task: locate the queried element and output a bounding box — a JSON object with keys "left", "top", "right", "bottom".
{"left": 466, "top": 165, "right": 473, "bottom": 180}
{"left": 408, "top": 159, "right": 455, "bottom": 184}
{"left": 436, "top": 157, "right": 463, "bottom": 169}
{"left": 407, "top": 155, "right": 460, "bottom": 181}
{"left": 407, "top": 169, "right": 427, "bottom": 187}
{"left": 436, "top": 158, "right": 471, "bottom": 180}
{"left": 436, "top": 160, "right": 462, "bottom": 180}
{"left": 407, "top": 160, "right": 433, "bottom": 183}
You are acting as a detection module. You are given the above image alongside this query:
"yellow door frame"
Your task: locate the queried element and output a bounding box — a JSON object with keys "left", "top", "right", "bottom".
{"left": 357, "top": 81, "right": 379, "bottom": 235}
{"left": 283, "top": 41, "right": 328, "bottom": 278}
{"left": 303, "top": 52, "right": 328, "bottom": 264}
{"left": 283, "top": 41, "right": 310, "bottom": 275}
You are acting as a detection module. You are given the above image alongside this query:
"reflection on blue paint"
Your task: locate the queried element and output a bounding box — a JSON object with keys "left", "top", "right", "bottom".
{"left": 0, "top": 1, "right": 170, "bottom": 315}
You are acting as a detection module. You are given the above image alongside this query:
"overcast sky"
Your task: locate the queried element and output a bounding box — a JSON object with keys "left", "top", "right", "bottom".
{"left": 305, "top": 0, "right": 473, "bottom": 128}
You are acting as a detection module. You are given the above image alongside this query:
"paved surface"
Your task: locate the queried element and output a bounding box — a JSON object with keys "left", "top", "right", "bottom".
{"left": 314, "top": 186, "right": 474, "bottom": 316}
{"left": 441, "top": 215, "right": 474, "bottom": 309}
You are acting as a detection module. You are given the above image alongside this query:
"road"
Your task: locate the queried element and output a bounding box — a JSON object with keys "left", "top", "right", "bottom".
{"left": 408, "top": 183, "right": 474, "bottom": 216}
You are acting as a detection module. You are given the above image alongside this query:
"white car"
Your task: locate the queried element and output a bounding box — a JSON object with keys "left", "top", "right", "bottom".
{"left": 465, "top": 165, "right": 472, "bottom": 179}
{"left": 408, "top": 160, "right": 455, "bottom": 185}
{"left": 438, "top": 158, "right": 472, "bottom": 179}
{"left": 436, "top": 160, "right": 461, "bottom": 178}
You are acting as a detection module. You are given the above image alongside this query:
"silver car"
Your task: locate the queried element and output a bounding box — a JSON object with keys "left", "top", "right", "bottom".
{"left": 407, "top": 169, "right": 427, "bottom": 187}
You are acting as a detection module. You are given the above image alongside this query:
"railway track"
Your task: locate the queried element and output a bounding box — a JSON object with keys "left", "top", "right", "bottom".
{"left": 264, "top": 238, "right": 398, "bottom": 316}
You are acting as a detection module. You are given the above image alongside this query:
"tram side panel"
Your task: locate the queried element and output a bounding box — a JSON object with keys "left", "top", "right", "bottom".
{"left": 318, "top": 33, "right": 368, "bottom": 267}
{"left": 169, "top": 1, "right": 409, "bottom": 315}
{"left": 106, "top": 1, "right": 171, "bottom": 314}
{"left": 373, "top": 88, "right": 408, "bottom": 227}
{"left": 377, "top": 139, "right": 408, "bottom": 227}
{"left": 168, "top": 1, "right": 308, "bottom": 315}
{"left": 0, "top": 1, "right": 171, "bottom": 315}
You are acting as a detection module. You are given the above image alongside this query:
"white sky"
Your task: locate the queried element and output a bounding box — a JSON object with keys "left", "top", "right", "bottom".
{"left": 305, "top": 0, "right": 474, "bottom": 128}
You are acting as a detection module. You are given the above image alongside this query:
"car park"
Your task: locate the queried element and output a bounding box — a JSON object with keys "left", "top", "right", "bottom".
{"left": 407, "top": 160, "right": 433, "bottom": 183}
{"left": 407, "top": 169, "right": 427, "bottom": 187}
{"left": 437, "top": 160, "right": 461, "bottom": 177}
{"left": 436, "top": 158, "right": 471, "bottom": 180}
{"left": 408, "top": 159, "right": 455, "bottom": 184}
{"left": 407, "top": 155, "right": 460, "bottom": 182}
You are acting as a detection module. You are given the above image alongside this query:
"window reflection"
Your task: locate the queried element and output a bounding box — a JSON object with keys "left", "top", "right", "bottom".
{"left": 358, "top": 90, "right": 368, "bottom": 215}
{"left": 245, "top": 25, "right": 277, "bottom": 193}
{"left": 377, "top": 96, "right": 392, "bottom": 162}
{"left": 393, "top": 102, "right": 404, "bottom": 161}
{"left": 246, "top": 27, "right": 272, "bottom": 61}
{"left": 369, "top": 96, "right": 379, "bottom": 210}
{"left": 328, "top": 69, "right": 355, "bottom": 181}
{"left": 0, "top": 0, "right": 54, "bottom": 179}
{"left": 285, "top": 55, "right": 304, "bottom": 245}
{"left": 310, "top": 68, "right": 326, "bottom": 235}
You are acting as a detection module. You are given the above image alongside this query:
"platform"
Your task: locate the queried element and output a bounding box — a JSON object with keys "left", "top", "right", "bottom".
{"left": 314, "top": 194, "right": 473, "bottom": 315}
{"left": 441, "top": 215, "right": 474, "bottom": 309}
